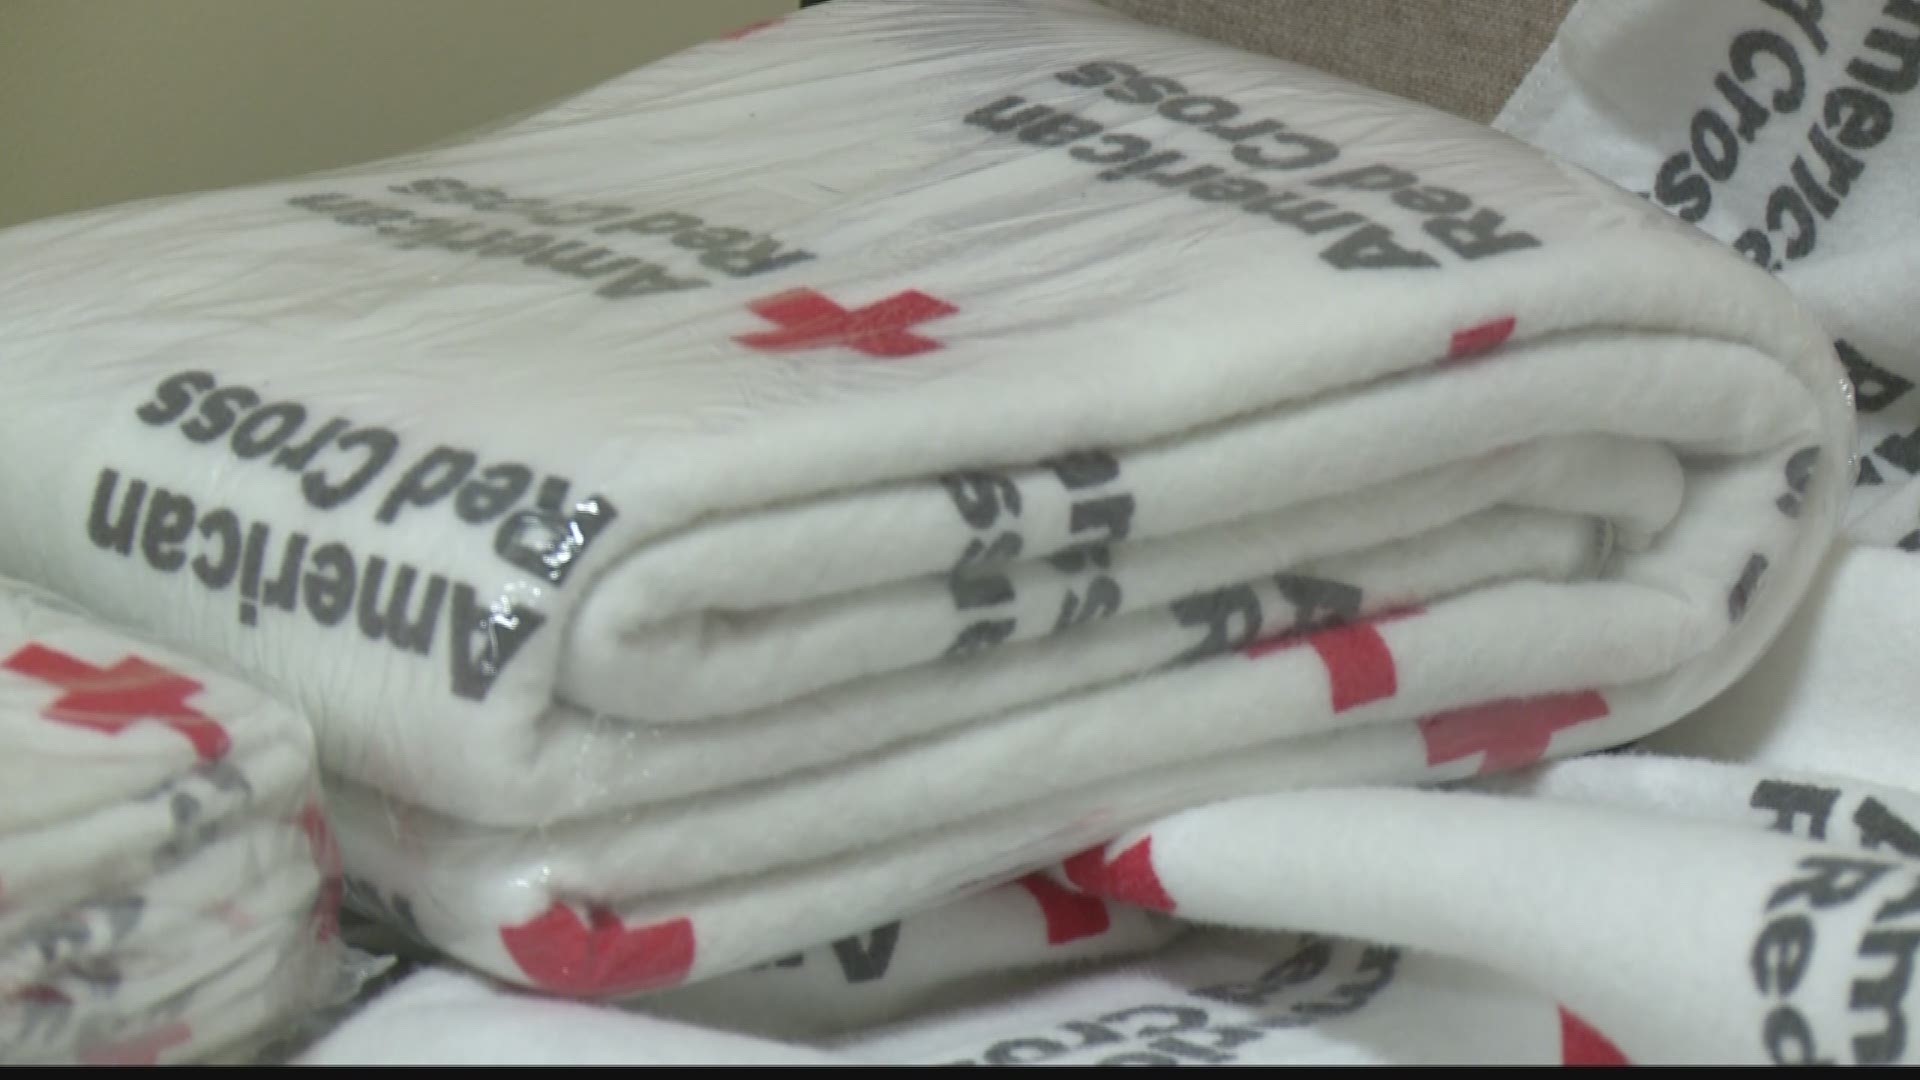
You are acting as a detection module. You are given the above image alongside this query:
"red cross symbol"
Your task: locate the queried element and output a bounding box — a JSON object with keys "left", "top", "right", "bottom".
{"left": 14, "top": 985, "right": 67, "bottom": 1007}
{"left": 1418, "top": 691, "right": 1611, "bottom": 775}
{"left": 1016, "top": 873, "right": 1112, "bottom": 945}
{"left": 3, "top": 644, "right": 230, "bottom": 762}
{"left": 1559, "top": 1007, "right": 1630, "bottom": 1065}
{"left": 297, "top": 801, "right": 344, "bottom": 942}
{"left": 1063, "top": 838, "right": 1176, "bottom": 914}
{"left": 735, "top": 288, "right": 959, "bottom": 359}
{"left": 500, "top": 903, "right": 696, "bottom": 998}
{"left": 1244, "top": 608, "right": 1422, "bottom": 714}
{"left": 1446, "top": 315, "right": 1516, "bottom": 363}
{"left": 721, "top": 16, "right": 783, "bottom": 40}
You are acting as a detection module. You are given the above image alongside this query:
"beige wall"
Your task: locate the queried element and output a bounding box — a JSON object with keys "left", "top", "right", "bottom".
{"left": 0, "top": 0, "right": 795, "bottom": 230}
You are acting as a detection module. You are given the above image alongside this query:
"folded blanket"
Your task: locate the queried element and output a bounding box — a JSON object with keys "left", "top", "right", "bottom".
{"left": 0, "top": 0, "right": 1855, "bottom": 996}
{"left": 0, "top": 579, "right": 346, "bottom": 1064}
{"left": 1494, "top": 0, "right": 1920, "bottom": 549}
{"left": 304, "top": 933, "right": 1550, "bottom": 1067}
{"left": 301, "top": 543, "right": 1920, "bottom": 1066}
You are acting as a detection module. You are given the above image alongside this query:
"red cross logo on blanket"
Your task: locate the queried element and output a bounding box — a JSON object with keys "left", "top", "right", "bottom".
{"left": 735, "top": 288, "right": 960, "bottom": 359}
{"left": 1418, "top": 691, "right": 1611, "bottom": 775}
{"left": 1559, "top": 1007, "right": 1630, "bottom": 1066}
{"left": 500, "top": 903, "right": 696, "bottom": 997}
{"left": 1446, "top": 315, "right": 1517, "bottom": 363}
{"left": 721, "top": 16, "right": 784, "bottom": 40}
{"left": 1063, "top": 838, "right": 1177, "bottom": 914}
{"left": 1244, "top": 608, "right": 1423, "bottom": 714}
{"left": 2, "top": 644, "right": 230, "bottom": 762}
{"left": 1017, "top": 873, "right": 1113, "bottom": 945}
{"left": 297, "top": 801, "right": 345, "bottom": 943}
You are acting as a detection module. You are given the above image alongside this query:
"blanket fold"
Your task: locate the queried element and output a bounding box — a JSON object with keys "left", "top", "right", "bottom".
{"left": 0, "top": 0, "right": 1854, "bottom": 996}
{"left": 0, "top": 579, "right": 346, "bottom": 1064}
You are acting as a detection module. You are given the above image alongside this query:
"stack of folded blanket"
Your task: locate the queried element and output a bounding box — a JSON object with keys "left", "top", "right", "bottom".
{"left": 0, "top": 0, "right": 1855, "bottom": 1004}
{"left": 0, "top": 579, "right": 344, "bottom": 1064}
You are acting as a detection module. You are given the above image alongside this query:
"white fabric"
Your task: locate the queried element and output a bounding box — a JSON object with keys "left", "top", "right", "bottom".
{"left": 299, "top": 967, "right": 848, "bottom": 1067}
{"left": 0, "top": 0, "right": 1854, "bottom": 1003}
{"left": 293, "top": 0, "right": 1920, "bottom": 1066}
{"left": 1495, "top": 0, "right": 1920, "bottom": 547}
{"left": 308, "top": 933, "right": 1585, "bottom": 1067}
{"left": 0, "top": 578, "right": 343, "bottom": 1065}
{"left": 305, "top": 541, "right": 1920, "bottom": 1066}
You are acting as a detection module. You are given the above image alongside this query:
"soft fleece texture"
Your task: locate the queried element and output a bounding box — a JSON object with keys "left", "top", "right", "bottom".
{"left": 0, "top": 578, "right": 342, "bottom": 1065}
{"left": 0, "top": 0, "right": 1852, "bottom": 1000}
{"left": 304, "top": 540, "right": 1920, "bottom": 1067}
{"left": 299, "top": 0, "right": 1920, "bottom": 1065}
{"left": 1496, "top": 0, "right": 1920, "bottom": 550}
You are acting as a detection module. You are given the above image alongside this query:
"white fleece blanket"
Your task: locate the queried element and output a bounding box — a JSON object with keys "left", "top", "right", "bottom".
{"left": 1496, "top": 0, "right": 1920, "bottom": 551}
{"left": 0, "top": 0, "right": 1854, "bottom": 1002}
{"left": 295, "top": 0, "right": 1920, "bottom": 1065}
{"left": 0, "top": 579, "right": 345, "bottom": 1065}
{"left": 303, "top": 538, "right": 1920, "bottom": 1066}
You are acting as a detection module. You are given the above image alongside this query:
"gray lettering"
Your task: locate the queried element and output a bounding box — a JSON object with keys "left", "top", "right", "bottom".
{"left": 491, "top": 480, "right": 618, "bottom": 586}
{"left": 1751, "top": 779, "right": 1839, "bottom": 839}
{"left": 303, "top": 542, "right": 357, "bottom": 627}
{"left": 1852, "top": 929, "right": 1920, "bottom": 1064}
{"left": 140, "top": 489, "right": 195, "bottom": 572}
{"left": 1752, "top": 914, "right": 1815, "bottom": 994}
{"left": 1848, "top": 1, "right": 1920, "bottom": 95}
{"left": 305, "top": 426, "right": 400, "bottom": 511}
{"left": 1320, "top": 223, "right": 1441, "bottom": 270}
{"left": 1769, "top": 855, "right": 1895, "bottom": 911}
{"left": 230, "top": 401, "right": 306, "bottom": 460}
{"left": 88, "top": 469, "right": 145, "bottom": 556}
{"left": 1424, "top": 209, "right": 1541, "bottom": 261}
{"left": 375, "top": 447, "right": 475, "bottom": 525}
{"left": 595, "top": 261, "right": 709, "bottom": 299}
{"left": 447, "top": 583, "right": 549, "bottom": 702}
{"left": 192, "top": 509, "right": 241, "bottom": 589}
{"left": 356, "top": 558, "right": 446, "bottom": 656}
{"left": 136, "top": 371, "right": 215, "bottom": 427}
